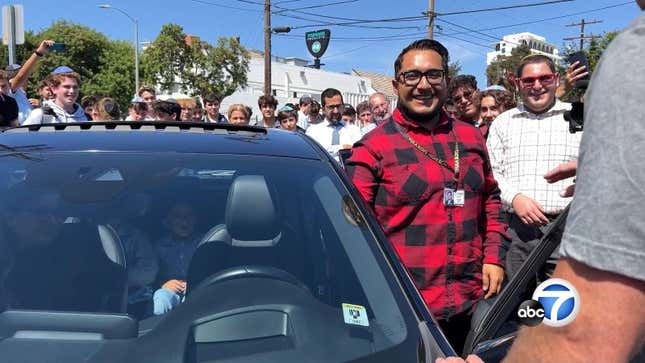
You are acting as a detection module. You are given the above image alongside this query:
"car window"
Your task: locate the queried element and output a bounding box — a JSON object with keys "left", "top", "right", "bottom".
{"left": 0, "top": 151, "right": 416, "bottom": 360}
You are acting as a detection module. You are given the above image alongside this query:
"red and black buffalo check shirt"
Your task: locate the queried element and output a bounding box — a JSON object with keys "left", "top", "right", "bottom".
{"left": 346, "top": 108, "right": 509, "bottom": 320}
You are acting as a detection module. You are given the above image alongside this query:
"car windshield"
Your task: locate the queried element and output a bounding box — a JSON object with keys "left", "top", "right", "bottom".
{"left": 0, "top": 151, "right": 413, "bottom": 359}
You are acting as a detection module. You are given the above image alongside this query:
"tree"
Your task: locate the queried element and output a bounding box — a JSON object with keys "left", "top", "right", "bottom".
{"left": 448, "top": 60, "right": 462, "bottom": 80}
{"left": 141, "top": 24, "right": 192, "bottom": 93}
{"left": 561, "top": 31, "right": 619, "bottom": 73}
{"left": 485, "top": 44, "right": 531, "bottom": 86}
{"left": 186, "top": 37, "right": 249, "bottom": 98}
{"left": 142, "top": 23, "right": 250, "bottom": 98}
{"left": 84, "top": 40, "right": 136, "bottom": 111}
{"left": 0, "top": 21, "right": 136, "bottom": 111}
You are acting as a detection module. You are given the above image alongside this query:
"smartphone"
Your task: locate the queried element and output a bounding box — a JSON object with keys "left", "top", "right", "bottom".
{"left": 50, "top": 42, "right": 66, "bottom": 53}
{"left": 567, "top": 51, "right": 590, "bottom": 80}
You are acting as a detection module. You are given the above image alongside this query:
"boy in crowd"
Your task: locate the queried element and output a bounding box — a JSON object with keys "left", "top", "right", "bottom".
{"left": 277, "top": 105, "right": 303, "bottom": 133}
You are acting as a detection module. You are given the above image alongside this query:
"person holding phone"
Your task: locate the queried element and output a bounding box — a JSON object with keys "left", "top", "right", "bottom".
{"left": 486, "top": 55, "right": 582, "bottom": 279}
{"left": 3, "top": 40, "right": 55, "bottom": 124}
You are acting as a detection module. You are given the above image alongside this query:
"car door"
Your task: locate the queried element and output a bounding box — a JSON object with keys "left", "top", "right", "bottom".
{"left": 461, "top": 206, "right": 571, "bottom": 362}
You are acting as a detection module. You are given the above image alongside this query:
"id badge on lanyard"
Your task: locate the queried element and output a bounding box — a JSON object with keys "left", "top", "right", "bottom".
{"left": 443, "top": 188, "right": 465, "bottom": 207}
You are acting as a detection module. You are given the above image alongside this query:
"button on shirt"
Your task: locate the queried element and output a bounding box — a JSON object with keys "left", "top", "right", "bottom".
{"left": 346, "top": 109, "right": 508, "bottom": 320}
{"left": 306, "top": 119, "right": 362, "bottom": 159}
{"left": 486, "top": 101, "right": 582, "bottom": 214}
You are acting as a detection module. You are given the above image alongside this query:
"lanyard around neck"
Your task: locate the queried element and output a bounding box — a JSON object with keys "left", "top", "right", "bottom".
{"left": 393, "top": 121, "right": 460, "bottom": 181}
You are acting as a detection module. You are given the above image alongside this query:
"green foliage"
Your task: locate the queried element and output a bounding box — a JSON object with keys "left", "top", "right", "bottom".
{"left": 485, "top": 44, "right": 531, "bottom": 86}
{"left": 0, "top": 20, "right": 135, "bottom": 111}
{"left": 142, "top": 23, "right": 249, "bottom": 98}
{"left": 561, "top": 31, "right": 619, "bottom": 73}
{"left": 448, "top": 60, "right": 462, "bottom": 80}
{"left": 141, "top": 24, "right": 192, "bottom": 93}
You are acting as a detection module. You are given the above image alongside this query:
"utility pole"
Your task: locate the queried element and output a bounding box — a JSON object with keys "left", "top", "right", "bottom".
{"left": 264, "top": 0, "right": 272, "bottom": 96}
{"left": 564, "top": 18, "right": 602, "bottom": 51}
{"left": 427, "top": 0, "right": 436, "bottom": 39}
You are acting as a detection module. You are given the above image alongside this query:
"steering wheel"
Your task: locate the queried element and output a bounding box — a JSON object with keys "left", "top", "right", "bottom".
{"left": 187, "top": 265, "right": 309, "bottom": 298}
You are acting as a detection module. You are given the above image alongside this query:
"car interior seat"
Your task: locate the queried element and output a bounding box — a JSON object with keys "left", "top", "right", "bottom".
{"left": 6, "top": 221, "right": 127, "bottom": 313}
{"left": 187, "top": 175, "right": 305, "bottom": 294}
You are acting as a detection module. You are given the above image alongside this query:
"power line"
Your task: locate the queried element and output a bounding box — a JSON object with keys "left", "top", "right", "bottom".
{"left": 436, "top": 32, "right": 492, "bottom": 49}
{"left": 274, "top": 0, "right": 572, "bottom": 25}
{"left": 274, "top": 30, "right": 427, "bottom": 42}
{"left": 187, "top": 0, "right": 261, "bottom": 12}
{"left": 232, "top": 0, "right": 265, "bottom": 5}
{"left": 274, "top": 12, "right": 423, "bottom": 30}
{"left": 436, "top": 0, "right": 574, "bottom": 16}
{"left": 442, "top": 1, "right": 632, "bottom": 36}
{"left": 273, "top": 0, "right": 358, "bottom": 14}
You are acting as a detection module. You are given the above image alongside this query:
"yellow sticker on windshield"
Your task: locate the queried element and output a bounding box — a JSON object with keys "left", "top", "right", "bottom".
{"left": 342, "top": 303, "right": 369, "bottom": 327}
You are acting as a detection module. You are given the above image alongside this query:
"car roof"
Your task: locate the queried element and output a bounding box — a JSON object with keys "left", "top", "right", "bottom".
{"left": 0, "top": 122, "right": 322, "bottom": 159}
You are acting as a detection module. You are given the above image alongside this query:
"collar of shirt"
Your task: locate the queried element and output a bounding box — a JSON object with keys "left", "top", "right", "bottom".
{"left": 391, "top": 107, "right": 451, "bottom": 133}
{"left": 516, "top": 99, "right": 570, "bottom": 118}
{"left": 325, "top": 119, "right": 346, "bottom": 128}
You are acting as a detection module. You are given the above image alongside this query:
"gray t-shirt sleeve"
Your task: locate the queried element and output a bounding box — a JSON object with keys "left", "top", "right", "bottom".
{"left": 559, "top": 13, "right": 645, "bottom": 282}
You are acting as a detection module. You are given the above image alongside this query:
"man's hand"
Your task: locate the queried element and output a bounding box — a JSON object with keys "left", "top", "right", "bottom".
{"left": 564, "top": 61, "right": 589, "bottom": 91}
{"left": 483, "top": 263, "right": 504, "bottom": 299}
{"left": 435, "top": 354, "right": 485, "bottom": 363}
{"left": 36, "top": 40, "right": 55, "bottom": 56}
{"left": 544, "top": 160, "right": 577, "bottom": 183}
{"left": 28, "top": 98, "right": 40, "bottom": 107}
{"left": 161, "top": 279, "right": 186, "bottom": 294}
{"left": 544, "top": 160, "right": 577, "bottom": 197}
{"left": 512, "top": 194, "right": 549, "bottom": 226}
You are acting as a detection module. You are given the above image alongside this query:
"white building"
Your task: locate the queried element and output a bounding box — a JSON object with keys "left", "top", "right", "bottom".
{"left": 220, "top": 50, "right": 376, "bottom": 122}
{"left": 486, "top": 32, "right": 562, "bottom": 65}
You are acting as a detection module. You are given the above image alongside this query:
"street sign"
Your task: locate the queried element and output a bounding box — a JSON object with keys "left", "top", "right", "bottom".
{"left": 305, "top": 29, "right": 331, "bottom": 59}
{"left": 2, "top": 5, "right": 25, "bottom": 45}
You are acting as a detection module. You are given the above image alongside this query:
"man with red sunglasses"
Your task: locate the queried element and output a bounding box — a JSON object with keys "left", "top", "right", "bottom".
{"left": 486, "top": 55, "right": 582, "bottom": 278}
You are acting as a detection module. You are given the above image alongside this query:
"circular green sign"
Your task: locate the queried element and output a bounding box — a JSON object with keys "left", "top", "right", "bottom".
{"left": 312, "top": 41, "right": 321, "bottom": 53}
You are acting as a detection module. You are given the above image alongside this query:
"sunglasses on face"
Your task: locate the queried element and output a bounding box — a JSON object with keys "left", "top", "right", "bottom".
{"left": 518, "top": 73, "right": 557, "bottom": 88}
{"left": 398, "top": 69, "right": 445, "bottom": 87}
{"left": 452, "top": 89, "right": 475, "bottom": 104}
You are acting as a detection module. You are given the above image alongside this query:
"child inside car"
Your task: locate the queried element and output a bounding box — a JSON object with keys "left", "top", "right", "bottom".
{"left": 152, "top": 201, "right": 200, "bottom": 315}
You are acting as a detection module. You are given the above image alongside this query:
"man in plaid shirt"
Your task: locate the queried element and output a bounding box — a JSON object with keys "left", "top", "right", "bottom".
{"left": 346, "top": 39, "right": 509, "bottom": 354}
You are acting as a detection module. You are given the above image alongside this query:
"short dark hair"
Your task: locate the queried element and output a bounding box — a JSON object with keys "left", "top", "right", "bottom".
{"left": 277, "top": 108, "right": 298, "bottom": 122}
{"left": 153, "top": 100, "right": 181, "bottom": 121}
{"left": 320, "top": 88, "right": 343, "bottom": 107}
{"left": 258, "top": 94, "right": 278, "bottom": 108}
{"left": 515, "top": 55, "right": 556, "bottom": 78}
{"left": 129, "top": 102, "right": 148, "bottom": 114}
{"left": 394, "top": 39, "right": 449, "bottom": 77}
{"left": 342, "top": 104, "right": 356, "bottom": 117}
{"left": 81, "top": 95, "right": 100, "bottom": 109}
{"left": 202, "top": 93, "right": 221, "bottom": 104}
{"left": 449, "top": 75, "right": 478, "bottom": 96}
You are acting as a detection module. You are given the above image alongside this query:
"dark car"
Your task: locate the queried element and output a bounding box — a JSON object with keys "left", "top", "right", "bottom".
{"left": 0, "top": 122, "right": 459, "bottom": 363}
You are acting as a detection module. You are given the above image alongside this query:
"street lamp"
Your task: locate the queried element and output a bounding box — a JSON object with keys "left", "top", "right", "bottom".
{"left": 98, "top": 4, "right": 139, "bottom": 96}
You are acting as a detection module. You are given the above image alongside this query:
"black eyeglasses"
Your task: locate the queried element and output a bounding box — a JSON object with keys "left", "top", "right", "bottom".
{"left": 398, "top": 69, "right": 445, "bottom": 86}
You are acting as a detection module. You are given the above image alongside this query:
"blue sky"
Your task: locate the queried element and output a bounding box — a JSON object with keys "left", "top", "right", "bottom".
{"left": 11, "top": 0, "right": 642, "bottom": 88}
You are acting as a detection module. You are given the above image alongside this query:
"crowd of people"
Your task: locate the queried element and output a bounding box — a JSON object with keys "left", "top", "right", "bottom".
{"left": 1, "top": 5, "right": 644, "bottom": 360}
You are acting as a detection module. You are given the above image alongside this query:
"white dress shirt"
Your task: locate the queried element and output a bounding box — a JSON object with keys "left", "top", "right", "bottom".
{"left": 486, "top": 100, "right": 582, "bottom": 214}
{"left": 306, "top": 119, "right": 362, "bottom": 159}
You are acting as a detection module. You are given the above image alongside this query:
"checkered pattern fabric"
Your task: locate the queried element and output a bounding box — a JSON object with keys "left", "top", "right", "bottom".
{"left": 346, "top": 108, "right": 509, "bottom": 320}
{"left": 486, "top": 101, "right": 582, "bottom": 214}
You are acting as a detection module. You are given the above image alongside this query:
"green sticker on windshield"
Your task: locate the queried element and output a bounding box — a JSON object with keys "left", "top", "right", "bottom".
{"left": 342, "top": 303, "right": 369, "bottom": 327}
